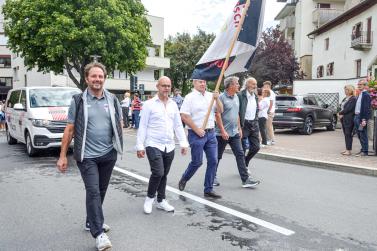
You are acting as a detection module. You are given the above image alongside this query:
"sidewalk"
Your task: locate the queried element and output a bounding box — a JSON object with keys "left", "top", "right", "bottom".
{"left": 253, "top": 129, "right": 377, "bottom": 177}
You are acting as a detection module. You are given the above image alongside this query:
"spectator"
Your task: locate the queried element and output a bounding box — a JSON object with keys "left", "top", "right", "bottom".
{"left": 258, "top": 88, "right": 270, "bottom": 147}
{"left": 263, "top": 81, "right": 276, "bottom": 145}
{"left": 339, "top": 85, "right": 357, "bottom": 156}
{"left": 121, "top": 92, "right": 131, "bottom": 128}
{"left": 131, "top": 94, "right": 142, "bottom": 129}
{"left": 0, "top": 101, "right": 5, "bottom": 131}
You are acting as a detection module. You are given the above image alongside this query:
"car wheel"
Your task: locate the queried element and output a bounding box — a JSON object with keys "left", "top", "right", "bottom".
{"left": 300, "top": 117, "right": 313, "bottom": 135}
{"left": 326, "top": 115, "right": 337, "bottom": 131}
{"left": 6, "top": 128, "right": 17, "bottom": 145}
{"left": 26, "top": 132, "right": 37, "bottom": 157}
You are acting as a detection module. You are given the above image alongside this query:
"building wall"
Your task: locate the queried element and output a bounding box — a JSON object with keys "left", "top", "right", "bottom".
{"left": 311, "top": 4, "right": 377, "bottom": 79}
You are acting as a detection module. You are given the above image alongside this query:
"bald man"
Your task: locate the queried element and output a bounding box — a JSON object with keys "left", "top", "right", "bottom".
{"left": 136, "top": 76, "right": 189, "bottom": 214}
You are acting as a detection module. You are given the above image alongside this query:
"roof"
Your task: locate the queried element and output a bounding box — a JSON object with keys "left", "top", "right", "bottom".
{"left": 308, "top": 0, "right": 377, "bottom": 37}
{"left": 274, "top": 3, "right": 296, "bottom": 20}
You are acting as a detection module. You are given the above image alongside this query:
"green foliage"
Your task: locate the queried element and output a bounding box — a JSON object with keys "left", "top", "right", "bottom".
{"left": 2, "top": 0, "right": 151, "bottom": 90}
{"left": 164, "top": 29, "right": 215, "bottom": 95}
{"left": 249, "top": 26, "right": 303, "bottom": 86}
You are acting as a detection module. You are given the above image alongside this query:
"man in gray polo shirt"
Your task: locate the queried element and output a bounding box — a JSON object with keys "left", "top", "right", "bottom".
{"left": 214, "top": 76, "right": 260, "bottom": 188}
{"left": 57, "top": 62, "right": 123, "bottom": 251}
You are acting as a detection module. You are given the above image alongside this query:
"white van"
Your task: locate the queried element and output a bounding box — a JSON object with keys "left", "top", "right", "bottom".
{"left": 5, "top": 87, "right": 81, "bottom": 156}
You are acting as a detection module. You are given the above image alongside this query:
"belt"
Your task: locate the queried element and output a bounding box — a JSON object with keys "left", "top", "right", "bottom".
{"left": 245, "top": 119, "right": 257, "bottom": 123}
{"left": 204, "top": 128, "right": 214, "bottom": 132}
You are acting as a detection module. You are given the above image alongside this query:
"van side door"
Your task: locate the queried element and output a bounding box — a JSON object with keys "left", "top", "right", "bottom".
{"left": 6, "top": 90, "right": 22, "bottom": 140}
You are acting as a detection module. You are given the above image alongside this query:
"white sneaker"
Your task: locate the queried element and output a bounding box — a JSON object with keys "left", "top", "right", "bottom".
{"left": 144, "top": 196, "right": 154, "bottom": 214}
{"left": 267, "top": 141, "right": 272, "bottom": 146}
{"left": 95, "top": 233, "right": 112, "bottom": 251}
{"left": 85, "top": 223, "right": 110, "bottom": 232}
{"left": 271, "top": 140, "right": 276, "bottom": 145}
{"left": 156, "top": 199, "right": 175, "bottom": 212}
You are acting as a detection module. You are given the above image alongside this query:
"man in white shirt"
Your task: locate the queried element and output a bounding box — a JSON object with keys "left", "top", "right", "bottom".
{"left": 263, "top": 81, "right": 276, "bottom": 145}
{"left": 178, "top": 78, "right": 223, "bottom": 199}
{"left": 136, "top": 76, "right": 189, "bottom": 214}
{"left": 120, "top": 92, "right": 130, "bottom": 128}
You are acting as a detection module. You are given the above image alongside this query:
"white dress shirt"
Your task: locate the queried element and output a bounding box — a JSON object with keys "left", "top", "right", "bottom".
{"left": 180, "top": 89, "right": 216, "bottom": 129}
{"left": 269, "top": 90, "right": 276, "bottom": 113}
{"left": 258, "top": 97, "right": 270, "bottom": 119}
{"left": 121, "top": 97, "right": 130, "bottom": 108}
{"left": 136, "top": 96, "right": 189, "bottom": 152}
{"left": 245, "top": 91, "right": 257, "bottom": 120}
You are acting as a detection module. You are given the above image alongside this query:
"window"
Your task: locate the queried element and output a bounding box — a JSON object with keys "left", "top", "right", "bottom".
{"left": 324, "top": 38, "right": 329, "bottom": 50}
{"left": 0, "top": 34, "right": 8, "bottom": 46}
{"left": 20, "top": 90, "right": 27, "bottom": 109}
{"left": 352, "top": 22, "right": 363, "bottom": 39}
{"left": 0, "top": 55, "right": 11, "bottom": 68}
{"left": 304, "top": 97, "right": 317, "bottom": 106}
{"left": 7, "top": 90, "right": 20, "bottom": 108}
{"left": 0, "top": 77, "right": 12, "bottom": 87}
{"left": 316, "top": 65, "right": 324, "bottom": 78}
{"left": 317, "top": 3, "right": 331, "bottom": 8}
{"left": 326, "top": 62, "right": 334, "bottom": 76}
{"left": 356, "top": 59, "right": 361, "bottom": 78}
{"left": 154, "top": 70, "right": 160, "bottom": 80}
{"left": 13, "top": 67, "right": 19, "bottom": 81}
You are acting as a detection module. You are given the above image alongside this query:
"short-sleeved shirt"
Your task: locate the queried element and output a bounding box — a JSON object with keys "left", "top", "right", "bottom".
{"left": 215, "top": 92, "right": 239, "bottom": 137}
{"left": 68, "top": 91, "right": 114, "bottom": 158}
{"left": 269, "top": 90, "right": 276, "bottom": 113}
{"left": 180, "top": 89, "right": 216, "bottom": 129}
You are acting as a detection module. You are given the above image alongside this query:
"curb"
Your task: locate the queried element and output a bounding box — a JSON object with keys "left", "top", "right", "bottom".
{"left": 225, "top": 149, "right": 377, "bottom": 177}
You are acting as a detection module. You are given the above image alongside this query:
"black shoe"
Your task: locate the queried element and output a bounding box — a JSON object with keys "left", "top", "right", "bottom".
{"left": 204, "top": 191, "right": 222, "bottom": 199}
{"left": 355, "top": 152, "right": 368, "bottom": 157}
{"left": 242, "top": 178, "right": 260, "bottom": 188}
{"left": 178, "top": 178, "right": 187, "bottom": 191}
{"left": 213, "top": 177, "right": 220, "bottom": 186}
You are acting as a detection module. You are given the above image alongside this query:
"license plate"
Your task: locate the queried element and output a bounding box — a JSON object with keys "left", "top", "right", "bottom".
{"left": 275, "top": 113, "right": 283, "bottom": 116}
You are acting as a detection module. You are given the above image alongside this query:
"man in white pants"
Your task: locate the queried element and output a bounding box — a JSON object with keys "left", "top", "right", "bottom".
{"left": 136, "top": 76, "right": 189, "bottom": 214}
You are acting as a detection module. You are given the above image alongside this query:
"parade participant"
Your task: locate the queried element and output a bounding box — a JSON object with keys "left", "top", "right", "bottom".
{"left": 131, "top": 93, "right": 142, "bottom": 129}
{"left": 263, "top": 81, "right": 276, "bottom": 145}
{"left": 258, "top": 88, "right": 270, "bottom": 147}
{"left": 121, "top": 92, "right": 131, "bottom": 128}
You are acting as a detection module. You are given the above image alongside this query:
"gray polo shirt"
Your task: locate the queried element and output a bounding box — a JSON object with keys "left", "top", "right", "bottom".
{"left": 215, "top": 92, "right": 240, "bottom": 137}
{"left": 68, "top": 91, "right": 114, "bottom": 158}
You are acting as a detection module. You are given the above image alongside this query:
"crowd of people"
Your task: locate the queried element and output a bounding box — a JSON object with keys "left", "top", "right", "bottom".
{"left": 0, "top": 100, "right": 6, "bottom": 131}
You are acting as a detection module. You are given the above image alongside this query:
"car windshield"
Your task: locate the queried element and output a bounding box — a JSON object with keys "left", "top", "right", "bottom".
{"left": 29, "top": 89, "right": 80, "bottom": 108}
{"left": 276, "top": 96, "right": 298, "bottom": 106}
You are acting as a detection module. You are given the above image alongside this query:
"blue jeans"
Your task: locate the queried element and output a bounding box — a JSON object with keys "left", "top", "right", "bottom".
{"left": 354, "top": 115, "right": 368, "bottom": 153}
{"left": 182, "top": 129, "right": 218, "bottom": 193}
{"left": 133, "top": 110, "right": 140, "bottom": 129}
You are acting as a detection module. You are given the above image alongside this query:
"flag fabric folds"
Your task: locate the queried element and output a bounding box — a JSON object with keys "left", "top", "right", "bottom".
{"left": 191, "top": 0, "right": 265, "bottom": 81}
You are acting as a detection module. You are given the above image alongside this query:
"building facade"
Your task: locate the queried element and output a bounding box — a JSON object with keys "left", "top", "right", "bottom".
{"left": 10, "top": 15, "right": 170, "bottom": 99}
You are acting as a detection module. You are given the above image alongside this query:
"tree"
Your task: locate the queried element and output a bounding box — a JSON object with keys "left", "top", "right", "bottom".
{"left": 249, "top": 26, "right": 303, "bottom": 86}
{"left": 164, "top": 29, "right": 215, "bottom": 95}
{"left": 2, "top": 0, "right": 151, "bottom": 90}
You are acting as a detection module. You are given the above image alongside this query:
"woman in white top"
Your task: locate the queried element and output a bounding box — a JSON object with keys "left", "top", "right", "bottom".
{"left": 258, "top": 88, "right": 270, "bottom": 146}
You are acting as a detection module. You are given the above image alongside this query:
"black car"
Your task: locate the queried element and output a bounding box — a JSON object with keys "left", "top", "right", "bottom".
{"left": 273, "top": 95, "right": 337, "bottom": 135}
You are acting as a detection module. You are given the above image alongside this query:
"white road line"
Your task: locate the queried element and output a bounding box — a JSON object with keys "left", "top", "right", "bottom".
{"left": 113, "top": 166, "right": 295, "bottom": 236}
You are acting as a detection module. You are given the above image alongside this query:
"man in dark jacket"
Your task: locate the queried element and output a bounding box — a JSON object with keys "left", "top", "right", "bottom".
{"left": 57, "top": 62, "right": 123, "bottom": 251}
{"left": 238, "top": 77, "right": 260, "bottom": 168}
{"left": 354, "top": 79, "right": 371, "bottom": 156}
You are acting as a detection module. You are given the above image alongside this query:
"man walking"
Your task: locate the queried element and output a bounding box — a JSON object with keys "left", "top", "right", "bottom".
{"left": 57, "top": 62, "right": 123, "bottom": 251}
{"left": 354, "top": 79, "right": 371, "bottom": 156}
{"left": 238, "top": 77, "right": 260, "bottom": 168}
{"left": 263, "top": 81, "right": 276, "bottom": 145}
{"left": 178, "top": 78, "right": 223, "bottom": 199}
{"left": 121, "top": 92, "right": 131, "bottom": 128}
{"left": 214, "top": 76, "right": 260, "bottom": 188}
{"left": 136, "top": 76, "right": 188, "bottom": 214}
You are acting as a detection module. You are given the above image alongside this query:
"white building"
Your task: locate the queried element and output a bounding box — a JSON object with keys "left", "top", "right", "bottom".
{"left": 0, "top": 0, "right": 13, "bottom": 101}
{"left": 275, "top": 0, "right": 346, "bottom": 79}
{"left": 11, "top": 15, "right": 170, "bottom": 98}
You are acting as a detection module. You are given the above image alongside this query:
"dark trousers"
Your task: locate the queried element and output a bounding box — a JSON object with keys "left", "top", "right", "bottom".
{"left": 242, "top": 120, "right": 260, "bottom": 167}
{"left": 258, "top": 117, "right": 267, "bottom": 145}
{"left": 122, "top": 107, "right": 130, "bottom": 128}
{"left": 77, "top": 149, "right": 117, "bottom": 238}
{"left": 341, "top": 121, "right": 354, "bottom": 151}
{"left": 182, "top": 129, "right": 218, "bottom": 193}
{"left": 146, "top": 147, "right": 175, "bottom": 202}
{"left": 216, "top": 134, "right": 249, "bottom": 182}
{"left": 354, "top": 115, "right": 368, "bottom": 153}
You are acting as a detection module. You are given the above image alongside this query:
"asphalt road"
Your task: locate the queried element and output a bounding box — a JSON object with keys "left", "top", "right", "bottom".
{"left": 0, "top": 130, "right": 377, "bottom": 251}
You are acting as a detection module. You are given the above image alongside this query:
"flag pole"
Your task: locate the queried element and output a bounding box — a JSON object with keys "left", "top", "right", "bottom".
{"left": 201, "top": 0, "right": 252, "bottom": 129}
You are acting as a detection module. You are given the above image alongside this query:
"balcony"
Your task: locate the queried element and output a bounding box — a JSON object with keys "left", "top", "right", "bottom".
{"left": 351, "top": 31, "right": 373, "bottom": 51}
{"left": 279, "top": 16, "right": 296, "bottom": 31}
{"left": 312, "top": 8, "right": 343, "bottom": 26}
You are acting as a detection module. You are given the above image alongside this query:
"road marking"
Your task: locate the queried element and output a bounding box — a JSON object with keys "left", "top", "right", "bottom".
{"left": 114, "top": 166, "right": 295, "bottom": 236}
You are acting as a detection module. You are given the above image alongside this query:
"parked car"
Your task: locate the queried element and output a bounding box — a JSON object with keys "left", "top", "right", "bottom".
{"left": 273, "top": 94, "right": 337, "bottom": 135}
{"left": 5, "top": 86, "right": 81, "bottom": 156}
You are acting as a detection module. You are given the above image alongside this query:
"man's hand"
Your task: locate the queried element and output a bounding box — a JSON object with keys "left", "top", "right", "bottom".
{"left": 221, "top": 130, "right": 229, "bottom": 140}
{"left": 137, "top": 150, "right": 145, "bottom": 158}
{"left": 213, "top": 91, "right": 220, "bottom": 99}
{"left": 57, "top": 156, "right": 68, "bottom": 173}
{"left": 239, "top": 129, "right": 243, "bottom": 139}
{"left": 181, "top": 147, "right": 188, "bottom": 155}
{"left": 195, "top": 128, "right": 206, "bottom": 138}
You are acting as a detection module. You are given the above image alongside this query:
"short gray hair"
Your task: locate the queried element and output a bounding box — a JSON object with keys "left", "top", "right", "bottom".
{"left": 224, "top": 76, "right": 239, "bottom": 89}
{"left": 242, "top": 77, "right": 257, "bottom": 90}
